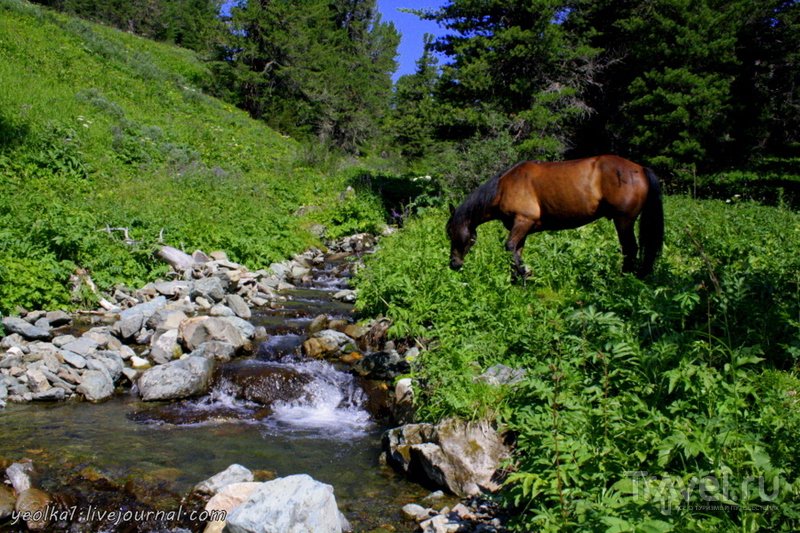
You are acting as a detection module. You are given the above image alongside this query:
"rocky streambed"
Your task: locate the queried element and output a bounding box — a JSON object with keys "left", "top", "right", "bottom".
{"left": 0, "top": 235, "right": 512, "bottom": 533}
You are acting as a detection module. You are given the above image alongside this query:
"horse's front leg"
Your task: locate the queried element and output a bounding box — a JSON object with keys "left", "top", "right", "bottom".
{"left": 506, "top": 218, "right": 533, "bottom": 283}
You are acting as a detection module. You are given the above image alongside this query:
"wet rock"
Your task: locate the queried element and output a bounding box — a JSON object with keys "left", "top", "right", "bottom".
{"left": 77, "top": 370, "right": 114, "bottom": 402}
{"left": 353, "top": 351, "right": 410, "bottom": 380}
{"left": 204, "top": 482, "right": 261, "bottom": 533}
{"left": 179, "top": 317, "right": 246, "bottom": 352}
{"left": 194, "top": 464, "right": 254, "bottom": 496}
{"left": 14, "top": 488, "right": 51, "bottom": 530}
{"left": 225, "top": 474, "right": 347, "bottom": 533}
{"left": 332, "top": 290, "right": 357, "bottom": 303}
{"left": 131, "top": 355, "right": 151, "bottom": 370}
{"left": 383, "top": 419, "right": 510, "bottom": 497}
{"left": 0, "top": 484, "right": 14, "bottom": 519}
{"left": 393, "top": 377, "right": 416, "bottom": 424}
{"left": 220, "top": 361, "right": 311, "bottom": 405}
{"left": 1, "top": 316, "right": 51, "bottom": 341}
{"left": 220, "top": 316, "right": 255, "bottom": 341}
{"left": 138, "top": 356, "right": 214, "bottom": 401}
{"left": 402, "top": 503, "right": 430, "bottom": 521}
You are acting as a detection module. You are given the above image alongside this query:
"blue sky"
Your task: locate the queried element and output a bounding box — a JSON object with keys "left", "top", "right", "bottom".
{"left": 375, "top": 0, "right": 448, "bottom": 80}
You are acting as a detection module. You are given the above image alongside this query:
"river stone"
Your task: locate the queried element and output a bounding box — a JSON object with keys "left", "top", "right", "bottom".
{"left": 6, "top": 461, "right": 36, "bottom": 493}
{"left": 210, "top": 304, "right": 235, "bottom": 317}
{"left": 353, "top": 351, "right": 410, "bottom": 380}
{"left": 59, "top": 350, "right": 87, "bottom": 369}
{"left": 0, "top": 352, "right": 23, "bottom": 369}
{"left": 138, "top": 356, "right": 214, "bottom": 401}
{"left": 383, "top": 418, "right": 510, "bottom": 497}
{"left": 26, "top": 369, "right": 51, "bottom": 394}
{"left": 14, "top": 488, "right": 51, "bottom": 530}
{"left": 120, "top": 295, "right": 168, "bottom": 322}
{"left": 77, "top": 370, "right": 114, "bottom": 402}
{"left": 45, "top": 310, "right": 71, "bottom": 327}
{"left": 115, "top": 312, "right": 144, "bottom": 341}
{"left": 146, "top": 309, "right": 188, "bottom": 332}
{"left": 0, "top": 484, "right": 14, "bottom": 519}
{"left": 150, "top": 329, "right": 182, "bottom": 365}
{"left": 90, "top": 351, "right": 124, "bottom": 382}
{"left": 194, "top": 464, "right": 254, "bottom": 496}
{"left": 225, "top": 294, "right": 251, "bottom": 319}
{"left": 220, "top": 316, "right": 255, "bottom": 340}
{"left": 190, "top": 341, "right": 236, "bottom": 362}
{"left": 225, "top": 474, "right": 345, "bottom": 533}
{"left": 152, "top": 280, "right": 192, "bottom": 298}
{"left": 1, "top": 317, "right": 51, "bottom": 341}
{"left": 307, "top": 315, "right": 329, "bottom": 335}
{"left": 179, "top": 317, "right": 246, "bottom": 352}
{"left": 220, "top": 361, "right": 312, "bottom": 405}
{"left": 33, "top": 387, "right": 66, "bottom": 401}
{"left": 191, "top": 277, "right": 228, "bottom": 303}
{"left": 204, "top": 482, "right": 262, "bottom": 533}
{"left": 60, "top": 337, "right": 98, "bottom": 357}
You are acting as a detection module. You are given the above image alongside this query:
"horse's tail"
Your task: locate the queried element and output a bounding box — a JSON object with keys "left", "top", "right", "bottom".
{"left": 638, "top": 167, "right": 664, "bottom": 277}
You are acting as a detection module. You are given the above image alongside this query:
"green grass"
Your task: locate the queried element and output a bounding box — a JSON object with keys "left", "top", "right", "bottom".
{"left": 354, "top": 195, "right": 800, "bottom": 532}
{"left": 0, "top": 0, "right": 373, "bottom": 312}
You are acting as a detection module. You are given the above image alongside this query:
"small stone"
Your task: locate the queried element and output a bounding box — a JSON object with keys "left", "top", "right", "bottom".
{"left": 14, "top": 488, "right": 51, "bottom": 530}
{"left": 401, "top": 503, "right": 429, "bottom": 521}
{"left": 130, "top": 355, "right": 151, "bottom": 370}
{"left": 76, "top": 370, "right": 114, "bottom": 402}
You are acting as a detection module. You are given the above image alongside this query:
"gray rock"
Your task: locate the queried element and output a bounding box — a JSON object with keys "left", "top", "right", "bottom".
{"left": 191, "top": 277, "right": 228, "bottom": 303}
{"left": 353, "top": 351, "right": 410, "bottom": 380}
{"left": 34, "top": 317, "right": 50, "bottom": 330}
{"left": 119, "top": 295, "right": 167, "bottom": 322}
{"left": 59, "top": 350, "right": 87, "bottom": 369}
{"left": 224, "top": 294, "right": 251, "bottom": 319}
{"left": 137, "top": 356, "right": 214, "bottom": 401}
{"left": 0, "top": 353, "right": 23, "bottom": 369}
{"left": 225, "top": 474, "right": 346, "bottom": 533}
{"left": 475, "top": 364, "right": 527, "bottom": 387}
{"left": 268, "top": 262, "right": 290, "bottom": 280}
{"left": 52, "top": 334, "right": 76, "bottom": 348}
{"left": 152, "top": 280, "right": 192, "bottom": 298}
{"left": 45, "top": 310, "right": 71, "bottom": 327}
{"left": 1, "top": 317, "right": 51, "bottom": 341}
{"left": 115, "top": 313, "right": 144, "bottom": 341}
{"left": 6, "top": 461, "right": 35, "bottom": 493}
{"left": 193, "top": 464, "right": 254, "bottom": 496}
{"left": 90, "top": 351, "right": 124, "bottom": 382}
{"left": 1, "top": 333, "right": 27, "bottom": 351}
{"left": 149, "top": 329, "right": 182, "bottom": 365}
{"left": 219, "top": 316, "right": 255, "bottom": 340}
{"left": 189, "top": 341, "right": 236, "bottom": 362}
{"left": 332, "top": 290, "right": 357, "bottom": 303}
{"left": 210, "top": 303, "right": 235, "bottom": 317}
{"left": 179, "top": 317, "right": 246, "bottom": 352}
{"left": 76, "top": 370, "right": 114, "bottom": 402}
{"left": 60, "top": 337, "right": 99, "bottom": 357}
{"left": 33, "top": 387, "right": 66, "bottom": 401}
{"left": 383, "top": 418, "right": 510, "bottom": 497}
{"left": 146, "top": 309, "right": 188, "bottom": 332}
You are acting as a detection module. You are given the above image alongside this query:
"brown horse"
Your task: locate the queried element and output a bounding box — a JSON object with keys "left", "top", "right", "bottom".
{"left": 446, "top": 155, "right": 664, "bottom": 281}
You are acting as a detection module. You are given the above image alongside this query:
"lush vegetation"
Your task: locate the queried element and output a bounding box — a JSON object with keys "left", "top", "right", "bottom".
{"left": 355, "top": 195, "right": 800, "bottom": 531}
{"left": 0, "top": 0, "right": 381, "bottom": 313}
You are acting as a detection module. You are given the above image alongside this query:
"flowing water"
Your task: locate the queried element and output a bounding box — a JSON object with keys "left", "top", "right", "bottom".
{"left": 0, "top": 256, "right": 427, "bottom": 532}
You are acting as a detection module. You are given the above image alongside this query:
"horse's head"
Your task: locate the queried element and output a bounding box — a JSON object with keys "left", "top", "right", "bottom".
{"left": 446, "top": 204, "right": 476, "bottom": 271}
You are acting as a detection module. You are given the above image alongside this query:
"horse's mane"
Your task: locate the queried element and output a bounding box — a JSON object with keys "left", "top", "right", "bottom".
{"left": 448, "top": 173, "right": 501, "bottom": 232}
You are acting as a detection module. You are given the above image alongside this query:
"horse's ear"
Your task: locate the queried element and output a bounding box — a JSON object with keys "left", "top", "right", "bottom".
{"left": 449, "top": 203, "right": 456, "bottom": 216}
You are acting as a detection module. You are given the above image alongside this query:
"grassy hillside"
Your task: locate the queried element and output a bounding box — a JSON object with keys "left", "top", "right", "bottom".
{"left": 355, "top": 196, "right": 800, "bottom": 531}
{"left": 0, "top": 0, "right": 365, "bottom": 312}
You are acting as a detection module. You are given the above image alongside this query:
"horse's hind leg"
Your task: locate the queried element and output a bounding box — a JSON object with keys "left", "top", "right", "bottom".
{"left": 614, "top": 217, "right": 638, "bottom": 274}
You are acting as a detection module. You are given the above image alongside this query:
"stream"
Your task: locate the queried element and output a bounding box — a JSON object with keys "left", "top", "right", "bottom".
{"left": 0, "top": 255, "right": 428, "bottom": 532}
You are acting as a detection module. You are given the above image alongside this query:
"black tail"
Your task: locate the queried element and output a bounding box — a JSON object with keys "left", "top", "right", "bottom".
{"left": 638, "top": 168, "right": 664, "bottom": 277}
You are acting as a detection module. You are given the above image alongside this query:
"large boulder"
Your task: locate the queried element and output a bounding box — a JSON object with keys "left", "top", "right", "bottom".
{"left": 383, "top": 418, "right": 509, "bottom": 497}
{"left": 149, "top": 329, "right": 182, "bottom": 365}
{"left": 137, "top": 356, "right": 214, "bottom": 401}
{"left": 225, "top": 474, "right": 348, "bottom": 533}
{"left": 179, "top": 317, "right": 246, "bottom": 352}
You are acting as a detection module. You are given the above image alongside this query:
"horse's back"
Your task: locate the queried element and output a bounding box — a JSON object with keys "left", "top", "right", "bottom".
{"left": 496, "top": 156, "right": 649, "bottom": 226}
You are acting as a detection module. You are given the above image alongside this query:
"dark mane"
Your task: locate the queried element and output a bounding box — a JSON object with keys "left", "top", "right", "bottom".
{"left": 447, "top": 173, "right": 501, "bottom": 232}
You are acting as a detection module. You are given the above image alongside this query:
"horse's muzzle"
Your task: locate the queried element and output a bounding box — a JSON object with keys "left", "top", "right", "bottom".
{"left": 449, "top": 258, "right": 463, "bottom": 271}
